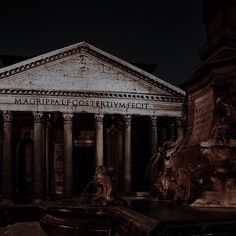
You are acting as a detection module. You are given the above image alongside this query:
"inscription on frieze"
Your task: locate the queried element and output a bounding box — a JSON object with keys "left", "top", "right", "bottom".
{"left": 14, "top": 97, "right": 149, "bottom": 110}
{"left": 189, "top": 90, "right": 214, "bottom": 145}
{"left": 0, "top": 94, "right": 184, "bottom": 116}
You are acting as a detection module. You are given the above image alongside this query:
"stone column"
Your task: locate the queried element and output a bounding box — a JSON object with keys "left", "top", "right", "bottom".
{"left": 95, "top": 114, "right": 104, "bottom": 167}
{"left": 63, "top": 113, "right": 74, "bottom": 198}
{"left": 105, "top": 127, "right": 111, "bottom": 166}
{"left": 150, "top": 116, "right": 158, "bottom": 157}
{"left": 117, "top": 117, "right": 124, "bottom": 191}
{"left": 149, "top": 115, "right": 158, "bottom": 185}
{"left": 45, "top": 114, "right": 51, "bottom": 199}
{"left": 123, "top": 115, "right": 132, "bottom": 192}
{"left": 33, "top": 111, "right": 44, "bottom": 202}
{"left": 2, "top": 111, "right": 13, "bottom": 203}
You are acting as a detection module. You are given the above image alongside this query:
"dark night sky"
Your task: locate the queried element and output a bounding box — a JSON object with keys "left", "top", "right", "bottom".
{"left": 0, "top": 0, "right": 206, "bottom": 88}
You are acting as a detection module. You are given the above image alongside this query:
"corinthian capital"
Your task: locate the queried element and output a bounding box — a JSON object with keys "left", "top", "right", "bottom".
{"left": 63, "top": 113, "right": 74, "bottom": 122}
{"left": 33, "top": 111, "right": 44, "bottom": 123}
{"left": 150, "top": 115, "right": 157, "bottom": 128}
{"left": 123, "top": 115, "right": 132, "bottom": 128}
{"left": 3, "top": 111, "right": 13, "bottom": 122}
{"left": 95, "top": 114, "right": 104, "bottom": 124}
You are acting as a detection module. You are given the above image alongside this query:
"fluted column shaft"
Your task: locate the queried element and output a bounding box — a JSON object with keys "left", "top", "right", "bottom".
{"left": 33, "top": 111, "right": 44, "bottom": 201}
{"left": 123, "top": 115, "right": 132, "bottom": 192}
{"left": 2, "top": 111, "right": 13, "bottom": 201}
{"left": 95, "top": 114, "right": 104, "bottom": 167}
{"left": 63, "top": 113, "right": 74, "bottom": 198}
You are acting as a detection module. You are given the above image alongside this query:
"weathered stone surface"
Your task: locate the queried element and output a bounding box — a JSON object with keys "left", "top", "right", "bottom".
{"left": 0, "top": 222, "right": 46, "bottom": 236}
{"left": 0, "top": 42, "right": 185, "bottom": 116}
{"left": 0, "top": 54, "right": 167, "bottom": 94}
{"left": 0, "top": 94, "right": 183, "bottom": 116}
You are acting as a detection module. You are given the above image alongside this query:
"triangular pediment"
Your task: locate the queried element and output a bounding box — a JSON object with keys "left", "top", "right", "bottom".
{"left": 0, "top": 42, "right": 185, "bottom": 97}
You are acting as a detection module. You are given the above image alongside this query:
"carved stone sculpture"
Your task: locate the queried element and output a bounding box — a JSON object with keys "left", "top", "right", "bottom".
{"left": 191, "top": 81, "right": 236, "bottom": 207}
{"left": 93, "top": 165, "right": 113, "bottom": 205}
{"left": 153, "top": 170, "right": 176, "bottom": 200}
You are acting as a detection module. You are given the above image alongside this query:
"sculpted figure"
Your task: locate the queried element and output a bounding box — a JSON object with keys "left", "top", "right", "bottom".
{"left": 93, "top": 165, "right": 113, "bottom": 202}
{"left": 200, "top": 146, "right": 231, "bottom": 163}
{"left": 153, "top": 170, "right": 176, "bottom": 200}
{"left": 216, "top": 96, "right": 236, "bottom": 125}
{"left": 208, "top": 119, "right": 229, "bottom": 146}
{"left": 174, "top": 168, "right": 191, "bottom": 202}
{"left": 145, "top": 146, "right": 166, "bottom": 184}
{"left": 153, "top": 171, "right": 170, "bottom": 199}
{"left": 191, "top": 83, "right": 236, "bottom": 206}
{"left": 163, "top": 116, "right": 186, "bottom": 159}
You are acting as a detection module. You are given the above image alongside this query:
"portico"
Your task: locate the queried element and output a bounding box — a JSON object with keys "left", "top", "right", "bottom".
{"left": 0, "top": 42, "right": 185, "bottom": 203}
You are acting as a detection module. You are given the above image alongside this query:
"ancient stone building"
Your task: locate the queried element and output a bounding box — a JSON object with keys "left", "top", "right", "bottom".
{"left": 0, "top": 42, "right": 185, "bottom": 203}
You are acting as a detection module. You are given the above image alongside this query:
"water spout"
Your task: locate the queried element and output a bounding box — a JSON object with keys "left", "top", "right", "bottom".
{"left": 79, "top": 181, "right": 96, "bottom": 206}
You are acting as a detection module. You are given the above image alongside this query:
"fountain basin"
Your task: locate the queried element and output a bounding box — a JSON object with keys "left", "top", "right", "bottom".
{"left": 122, "top": 197, "right": 236, "bottom": 235}
{"left": 39, "top": 196, "right": 236, "bottom": 235}
{"left": 39, "top": 199, "right": 113, "bottom": 236}
{"left": 39, "top": 197, "right": 158, "bottom": 236}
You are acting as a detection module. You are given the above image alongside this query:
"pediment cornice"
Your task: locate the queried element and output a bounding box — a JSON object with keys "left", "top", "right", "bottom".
{"left": 0, "top": 42, "right": 185, "bottom": 98}
{"left": 0, "top": 88, "right": 185, "bottom": 103}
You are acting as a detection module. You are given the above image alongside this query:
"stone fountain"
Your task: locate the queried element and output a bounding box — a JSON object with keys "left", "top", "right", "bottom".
{"left": 159, "top": 79, "right": 236, "bottom": 208}
{"left": 39, "top": 165, "right": 119, "bottom": 236}
{"left": 39, "top": 165, "right": 159, "bottom": 235}
{"left": 191, "top": 84, "right": 236, "bottom": 207}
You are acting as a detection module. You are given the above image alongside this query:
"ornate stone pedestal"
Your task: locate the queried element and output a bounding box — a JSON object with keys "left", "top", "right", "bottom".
{"left": 171, "top": 79, "right": 236, "bottom": 207}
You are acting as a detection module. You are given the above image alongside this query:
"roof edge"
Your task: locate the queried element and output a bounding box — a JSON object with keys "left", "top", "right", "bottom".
{"left": 0, "top": 41, "right": 186, "bottom": 96}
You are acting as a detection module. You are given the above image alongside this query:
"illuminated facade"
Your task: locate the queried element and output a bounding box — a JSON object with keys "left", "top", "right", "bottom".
{"left": 0, "top": 42, "right": 185, "bottom": 203}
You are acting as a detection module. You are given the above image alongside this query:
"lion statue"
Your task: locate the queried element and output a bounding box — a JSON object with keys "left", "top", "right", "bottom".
{"left": 93, "top": 165, "right": 113, "bottom": 203}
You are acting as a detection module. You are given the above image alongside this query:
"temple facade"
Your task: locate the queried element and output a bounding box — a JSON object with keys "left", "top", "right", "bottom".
{"left": 0, "top": 42, "right": 185, "bottom": 203}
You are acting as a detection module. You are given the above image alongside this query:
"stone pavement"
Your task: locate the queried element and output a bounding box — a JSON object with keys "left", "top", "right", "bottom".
{"left": 0, "top": 222, "right": 46, "bottom": 236}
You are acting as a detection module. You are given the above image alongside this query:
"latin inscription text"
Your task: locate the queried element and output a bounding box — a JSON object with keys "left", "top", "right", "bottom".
{"left": 14, "top": 98, "right": 149, "bottom": 110}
